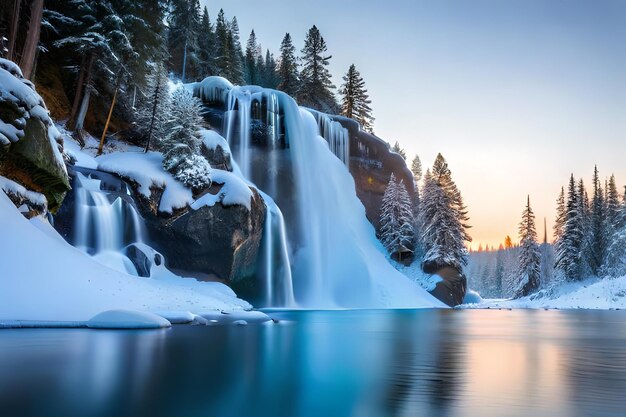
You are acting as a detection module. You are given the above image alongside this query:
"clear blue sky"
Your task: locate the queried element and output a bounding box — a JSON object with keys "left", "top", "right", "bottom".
{"left": 202, "top": 0, "right": 626, "bottom": 247}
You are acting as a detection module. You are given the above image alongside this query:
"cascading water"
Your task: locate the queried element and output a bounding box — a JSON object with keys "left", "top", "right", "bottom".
{"left": 205, "top": 78, "right": 436, "bottom": 308}
{"left": 316, "top": 113, "right": 350, "bottom": 167}
{"left": 72, "top": 170, "right": 147, "bottom": 276}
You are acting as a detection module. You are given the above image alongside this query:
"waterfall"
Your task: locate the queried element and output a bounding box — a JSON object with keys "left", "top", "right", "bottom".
{"left": 217, "top": 82, "right": 432, "bottom": 308}
{"left": 73, "top": 171, "right": 146, "bottom": 276}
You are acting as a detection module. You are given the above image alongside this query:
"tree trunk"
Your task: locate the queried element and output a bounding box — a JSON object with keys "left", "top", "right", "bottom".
{"left": 73, "top": 53, "right": 95, "bottom": 132}
{"left": 7, "top": 0, "right": 21, "bottom": 62}
{"left": 67, "top": 55, "right": 88, "bottom": 131}
{"left": 144, "top": 77, "right": 161, "bottom": 153}
{"left": 20, "top": 0, "right": 43, "bottom": 80}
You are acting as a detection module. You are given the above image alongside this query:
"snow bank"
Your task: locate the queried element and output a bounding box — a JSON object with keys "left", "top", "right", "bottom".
{"left": 463, "top": 276, "right": 626, "bottom": 309}
{"left": 86, "top": 310, "right": 171, "bottom": 329}
{"left": 392, "top": 261, "right": 444, "bottom": 292}
{"left": 0, "top": 191, "right": 251, "bottom": 324}
{"left": 62, "top": 135, "right": 98, "bottom": 169}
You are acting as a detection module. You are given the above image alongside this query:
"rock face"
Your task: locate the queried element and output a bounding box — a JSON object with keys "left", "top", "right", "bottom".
{"left": 0, "top": 58, "right": 70, "bottom": 213}
{"left": 130, "top": 180, "right": 266, "bottom": 285}
{"left": 322, "top": 115, "right": 415, "bottom": 232}
{"left": 425, "top": 265, "right": 468, "bottom": 307}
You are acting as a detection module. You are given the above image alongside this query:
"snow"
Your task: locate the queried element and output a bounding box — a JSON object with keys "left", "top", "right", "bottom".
{"left": 86, "top": 310, "right": 171, "bottom": 329}
{"left": 97, "top": 151, "right": 193, "bottom": 213}
{"left": 62, "top": 135, "right": 98, "bottom": 169}
{"left": 200, "top": 129, "right": 230, "bottom": 156}
{"left": 462, "top": 276, "right": 626, "bottom": 310}
{"left": 0, "top": 175, "right": 47, "bottom": 208}
{"left": 0, "top": 191, "right": 252, "bottom": 325}
{"left": 192, "top": 169, "right": 252, "bottom": 210}
{"left": 192, "top": 76, "right": 233, "bottom": 103}
{"left": 393, "top": 260, "right": 444, "bottom": 292}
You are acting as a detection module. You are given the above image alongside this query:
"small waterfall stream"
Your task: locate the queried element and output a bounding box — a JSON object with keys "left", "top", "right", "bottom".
{"left": 72, "top": 170, "right": 148, "bottom": 277}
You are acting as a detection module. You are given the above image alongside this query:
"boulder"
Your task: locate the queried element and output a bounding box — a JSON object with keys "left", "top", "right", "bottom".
{"left": 425, "top": 265, "right": 468, "bottom": 307}
{"left": 130, "top": 180, "right": 266, "bottom": 285}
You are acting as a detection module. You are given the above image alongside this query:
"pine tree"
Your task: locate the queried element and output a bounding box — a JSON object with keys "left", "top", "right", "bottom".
{"left": 214, "top": 9, "right": 232, "bottom": 80}
{"left": 339, "top": 64, "right": 374, "bottom": 132}
{"left": 391, "top": 141, "right": 406, "bottom": 160}
{"left": 277, "top": 33, "right": 299, "bottom": 96}
{"left": 244, "top": 29, "right": 260, "bottom": 85}
{"left": 261, "top": 49, "right": 278, "bottom": 88}
{"left": 605, "top": 189, "right": 626, "bottom": 277}
{"left": 431, "top": 153, "right": 472, "bottom": 244}
{"left": 137, "top": 63, "right": 169, "bottom": 152}
{"left": 553, "top": 187, "right": 566, "bottom": 243}
{"left": 159, "top": 88, "right": 212, "bottom": 191}
{"left": 419, "top": 160, "right": 470, "bottom": 272}
{"left": 588, "top": 166, "right": 606, "bottom": 275}
{"left": 380, "top": 174, "right": 415, "bottom": 261}
{"left": 555, "top": 175, "right": 583, "bottom": 280}
{"left": 514, "top": 196, "right": 541, "bottom": 298}
{"left": 299, "top": 25, "right": 338, "bottom": 113}
{"left": 197, "top": 7, "right": 216, "bottom": 77}
{"left": 577, "top": 178, "right": 592, "bottom": 277}
{"left": 411, "top": 155, "right": 423, "bottom": 183}
{"left": 227, "top": 16, "right": 244, "bottom": 84}
{"left": 167, "top": 0, "right": 201, "bottom": 81}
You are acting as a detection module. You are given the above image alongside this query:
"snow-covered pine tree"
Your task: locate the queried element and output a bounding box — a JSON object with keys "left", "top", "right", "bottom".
{"left": 604, "top": 187, "right": 626, "bottom": 277}
{"left": 555, "top": 175, "right": 583, "bottom": 280}
{"left": 419, "top": 165, "right": 469, "bottom": 272}
{"left": 588, "top": 166, "right": 606, "bottom": 275}
{"left": 514, "top": 196, "right": 541, "bottom": 298}
{"left": 244, "top": 29, "right": 261, "bottom": 85}
{"left": 391, "top": 141, "right": 406, "bottom": 160}
{"left": 380, "top": 174, "right": 414, "bottom": 261}
{"left": 136, "top": 63, "right": 169, "bottom": 152}
{"left": 339, "top": 64, "right": 374, "bottom": 133}
{"left": 553, "top": 186, "right": 566, "bottom": 243}
{"left": 299, "top": 25, "right": 338, "bottom": 113}
{"left": 431, "top": 153, "right": 472, "bottom": 244}
{"left": 577, "top": 178, "right": 593, "bottom": 278}
{"left": 411, "top": 155, "right": 423, "bottom": 183}
{"left": 159, "top": 88, "right": 211, "bottom": 191}
{"left": 277, "top": 33, "right": 299, "bottom": 97}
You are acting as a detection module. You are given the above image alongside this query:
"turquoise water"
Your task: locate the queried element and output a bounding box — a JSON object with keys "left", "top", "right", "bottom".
{"left": 1, "top": 309, "right": 625, "bottom": 417}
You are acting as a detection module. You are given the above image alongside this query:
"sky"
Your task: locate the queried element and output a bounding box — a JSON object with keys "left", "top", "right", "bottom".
{"left": 202, "top": 0, "right": 626, "bottom": 249}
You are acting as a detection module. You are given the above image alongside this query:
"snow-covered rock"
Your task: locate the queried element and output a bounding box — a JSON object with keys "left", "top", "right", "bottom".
{"left": 0, "top": 58, "right": 70, "bottom": 212}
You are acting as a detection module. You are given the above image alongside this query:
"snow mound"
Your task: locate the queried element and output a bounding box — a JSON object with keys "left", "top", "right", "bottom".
{"left": 192, "top": 169, "right": 252, "bottom": 210}
{"left": 0, "top": 191, "right": 251, "bottom": 324}
{"left": 86, "top": 310, "right": 171, "bottom": 329}
{"left": 464, "top": 276, "right": 626, "bottom": 309}
{"left": 200, "top": 129, "right": 230, "bottom": 155}
{"left": 192, "top": 76, "right": 233, "bottom": 103}
{"left": 463, "top": 289, "right": 483, "bottom": 304}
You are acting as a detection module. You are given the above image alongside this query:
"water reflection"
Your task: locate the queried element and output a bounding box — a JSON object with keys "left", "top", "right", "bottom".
{"left": 1, "top": 310, "right": 626, "bottom": 417}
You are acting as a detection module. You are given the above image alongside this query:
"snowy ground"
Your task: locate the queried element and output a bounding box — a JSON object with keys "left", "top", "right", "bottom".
{"left": 462, "top": 276, "right": 626, "bottom": 310}
{"left": 392, "top": 260, "right": 443, "bottom": 292}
